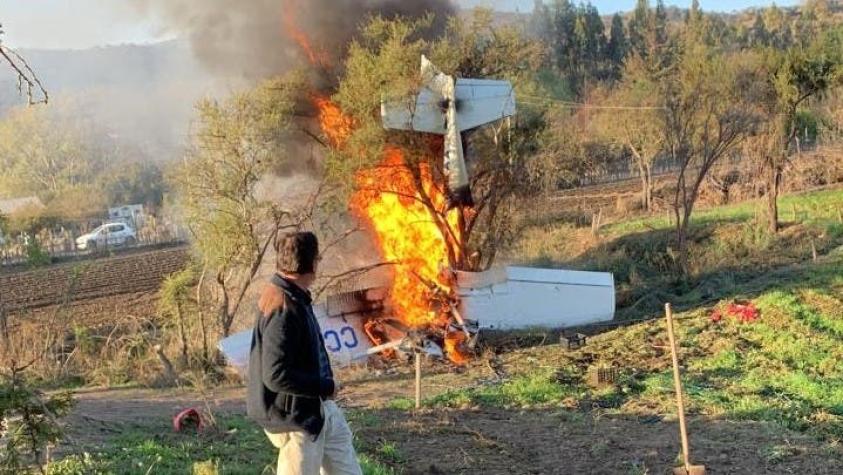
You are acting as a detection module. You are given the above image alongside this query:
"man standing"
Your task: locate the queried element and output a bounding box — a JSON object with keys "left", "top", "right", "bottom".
{"left": 247, "top": 231, "right": 362, "bottom": 475}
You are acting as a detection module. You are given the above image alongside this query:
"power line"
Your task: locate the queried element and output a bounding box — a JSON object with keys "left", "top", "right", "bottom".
{"left": 518, "top": 94, "right": 666, "bottom": 110}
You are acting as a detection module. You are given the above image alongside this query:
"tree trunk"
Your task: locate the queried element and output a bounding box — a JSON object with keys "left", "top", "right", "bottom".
{"left": 644, "top": 164, "right": 653, "bottom": 212}
{"left": 217, "top": 271, "right": 232, "bottom": 338}
{"left": 675, "top": 207, "right": 688, "bottom": 274}
{"left": 175, "top": 302, "right": 188, "bottom": 366}
{"left": 767, "top": 164, "right": 782, "bottom": 233}
{"left": 196, "top": 262, "right": 209, "bottom": 363}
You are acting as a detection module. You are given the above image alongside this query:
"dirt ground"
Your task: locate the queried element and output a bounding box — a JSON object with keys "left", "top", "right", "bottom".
{"left": 62, "top": 361, "right": 843, "bottom": 475}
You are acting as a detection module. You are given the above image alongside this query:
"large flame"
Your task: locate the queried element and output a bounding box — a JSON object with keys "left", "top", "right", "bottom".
{"left": 282, "top": 0, "right": 329, "bottom": 66}
{"left": 350, "top": 149, "right": 461, "bottom": 328}
{"left": 280, "top": 0, "right": 471, "bottom": 332}
{"left": 315, "top": 97, "right": 354, "bottom": 147}
{"left": 305, "top": 59, "right": 467, "bottom": 361}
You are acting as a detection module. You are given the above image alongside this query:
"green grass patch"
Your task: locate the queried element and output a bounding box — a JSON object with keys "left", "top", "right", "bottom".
{"left": 625, "top": 287, "right": 843, "bottom": 440}
{"left": 46, "top": 415, "right": 400, "bottom": 475}
{"left": 423, "top": 368, "right": 580, "bottom": 409}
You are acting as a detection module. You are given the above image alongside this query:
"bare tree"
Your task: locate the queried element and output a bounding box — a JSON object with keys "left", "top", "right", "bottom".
{"left": 173, "top": 75, "right": 312, "bottom": 337}
{"left": 662, "top": 43, "right": 759, "bottom": 271}
{"left": 0, "top": 23, "right": 48, "bottom": 104}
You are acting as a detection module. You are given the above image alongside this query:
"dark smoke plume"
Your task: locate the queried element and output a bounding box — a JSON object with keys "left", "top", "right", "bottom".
{"left": 131, "top": 0, "right": 455, "bottom": 78}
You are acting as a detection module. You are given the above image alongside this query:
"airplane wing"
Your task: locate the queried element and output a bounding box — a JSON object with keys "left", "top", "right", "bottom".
{"left": 381, "top": 79, "right": 516, "bottom": 134}
{"left": 453, "top": 79, "right": 516, "bottom": 131}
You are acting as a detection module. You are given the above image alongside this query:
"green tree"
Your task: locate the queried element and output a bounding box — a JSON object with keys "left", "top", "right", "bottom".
{"left": 686, "top": 0, "right": 703, "bottom": 26}
{"left": 748, "top": 11, "right": 770, "bottom": 47}
{"left": 606, "top": 13, "right": 628, "bottom": 79}
{"left": 661, "top": 42, "right": 760, "bottom": 271}
{"left": 159, "top": 267, "right": 199, "bottom": 366}
{"left": 0, "top": 106, "right": 100, "bottom": 199}
{"left": 172, "top": 75, "right": 306, "bottom": 337}
{"left": 752, "top": 39, "right": 842, "bottom": 233}
{"left": 763, "top": 4, "right": 792, "bottom": 49}
{"left": 628, "top": 0, "right": 651, "bottom": 56}
{"left": 528, "top": 0, "right": 553, "bottom": 40}
{"left": 595, "top": 54, "right": 665, "bottom": 212}
{"left": 100, "top": 162, "right": 166, "bottom": 208}
{"left": 334, "top": 13, "right": 551, "bottom": 271}
{"left": 0, "top": 366, "right": 73, "bottom": 471}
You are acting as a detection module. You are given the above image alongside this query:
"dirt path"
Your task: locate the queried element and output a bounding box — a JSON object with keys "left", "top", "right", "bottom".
{"left": 63, "top": 386, "right": 245, "bottom": 451}
{"left": 359, "top": 409, "right": 842, "bottom": 475}
{"left": 62, "top": 366, "right": 842, "bottom": 474}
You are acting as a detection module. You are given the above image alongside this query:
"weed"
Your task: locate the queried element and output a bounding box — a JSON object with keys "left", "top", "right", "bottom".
{"left": 376, "top": 440, "right": 403, "bottom": 463}
{"left": 45, "top": 415, "right": 399, "bottom": 475}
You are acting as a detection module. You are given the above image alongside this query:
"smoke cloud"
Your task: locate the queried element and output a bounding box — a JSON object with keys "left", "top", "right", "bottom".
{"left": 130, "top": 0, "right": 455, "bottom": 78}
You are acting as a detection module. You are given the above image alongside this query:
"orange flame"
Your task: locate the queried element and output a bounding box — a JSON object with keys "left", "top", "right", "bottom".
{"left": 350, "top": 149, "right": 461, "bottom": 328}
{"left": 314, "top": 96, "right": 354, "bottom": 147}
{"left": 444, "top": 331, "right": 470, "bottom": 366}
{"left": 282, "top": 0, "right": 329, "bottom": 67}
{"left": 311, "top": 96, "right": 468, "bottom": 362}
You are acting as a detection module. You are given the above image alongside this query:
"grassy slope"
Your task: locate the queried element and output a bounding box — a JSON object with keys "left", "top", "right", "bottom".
{"left": 419, "top": 187, "right": 843, "bottom": 444}
{"left": 421, "top": 254, "right": 843, "bottom": 438}
{"left": 511, "top": 187, "right": 843, "bottom": 319}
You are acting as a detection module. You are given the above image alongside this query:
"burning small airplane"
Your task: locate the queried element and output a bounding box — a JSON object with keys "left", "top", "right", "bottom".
{"left": 218, "top": 55, "right": 615, "bottom": 371}
{"left": 219, "top": 266, "right": 614, "bottom": 372}
{"left": 381, "top": 55, "right": 516, "bottom": 208}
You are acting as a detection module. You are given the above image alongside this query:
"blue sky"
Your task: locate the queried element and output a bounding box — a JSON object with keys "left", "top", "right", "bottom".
{"left": 1, "top": 0, "right": 801, "bottom": 49}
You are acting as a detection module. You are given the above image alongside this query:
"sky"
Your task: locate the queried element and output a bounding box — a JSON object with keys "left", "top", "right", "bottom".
{"left": 0, "top": 0, "right": 802, "bottom": 50}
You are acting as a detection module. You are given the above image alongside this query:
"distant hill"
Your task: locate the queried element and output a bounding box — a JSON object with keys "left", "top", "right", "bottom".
{"left": 0, "top": 41, "right": 239, "bottom": 160}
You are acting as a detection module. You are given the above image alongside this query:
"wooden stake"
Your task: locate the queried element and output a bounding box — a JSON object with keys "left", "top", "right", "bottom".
{"left": 665, "top": 303, "right": 706, "bottom": 475}
{"left": 414, "top": 351, "right": 422, "bottom": 410}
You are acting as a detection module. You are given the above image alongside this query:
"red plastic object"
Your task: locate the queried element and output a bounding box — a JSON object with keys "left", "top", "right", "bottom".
{"left": 173, "top": 408, "right": 204, "bottom": 432}
{"left": 711, "top": 301, "right": 760, "bottom": 324}
{"left": 727, "top": 302, "right": 759, "bottom": 323}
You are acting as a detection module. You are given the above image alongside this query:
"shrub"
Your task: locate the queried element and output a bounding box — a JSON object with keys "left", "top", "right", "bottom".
{"left": 24, "top": 237, "right": 51, "bottom": 268}
{"left": 0, "top": 366, "right": 74, "bottom": 472}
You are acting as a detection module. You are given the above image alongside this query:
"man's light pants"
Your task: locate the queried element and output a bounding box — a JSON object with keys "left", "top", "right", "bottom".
{"left": 265, "top": 400, "right": 363, "bottom": 475}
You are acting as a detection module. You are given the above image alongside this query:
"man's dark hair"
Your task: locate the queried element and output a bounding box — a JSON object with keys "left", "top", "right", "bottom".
{"left": 276, "top": 231, "right": 319, "bottom": 275}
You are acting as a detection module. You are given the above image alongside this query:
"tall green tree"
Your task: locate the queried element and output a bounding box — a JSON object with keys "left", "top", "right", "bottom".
{"left": 752, "top": 39, "right": 842, "bottom": 232}
{"left": 606, "top": 13, "right": 628, "bottom": 78}
{"left": 748, "top": 11, "right": 770, "bottom": 47}
{"left": 595, "top": 54, "right": 665, "bottom": 212}
{"left": 172, "top": 74, "right": 306, "bottom": 337}
{"left": 628, "top": 0, "right": 651, "bottom": 56}
{"left": 334, "top": 13, "right": 551, "bottom": 271}
{"left": 660, "top": 41, "right": 760, "bottom": 271}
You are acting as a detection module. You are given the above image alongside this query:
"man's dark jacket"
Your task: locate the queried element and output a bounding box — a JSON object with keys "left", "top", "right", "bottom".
{"left": 246, "top": 274, "right": 335, "bottom": 436}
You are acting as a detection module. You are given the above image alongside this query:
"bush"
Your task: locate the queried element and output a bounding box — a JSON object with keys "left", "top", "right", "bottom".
{"left": 0, "top": 367, "right": 74, "bottom": 472}
{"left": 24, "top": 237, "right": 51, "bottom": 268}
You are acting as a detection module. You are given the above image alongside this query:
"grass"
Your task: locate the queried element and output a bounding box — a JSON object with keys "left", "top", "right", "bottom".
{"left": 45, "top": 415, "right": 401, "bottom": 475}
{"left": 421, "top": 368, "right": 579, "bottom": 409}
{"left": 406, "top": 254, "right": 843, "bottom": 442}
{"left": 510, "top": 187, "right": 843, "bottom": 320}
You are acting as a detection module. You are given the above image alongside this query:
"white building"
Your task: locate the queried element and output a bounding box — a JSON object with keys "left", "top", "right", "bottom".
{"left": 108, "top": 204, "right": 146, "bottom": 228}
